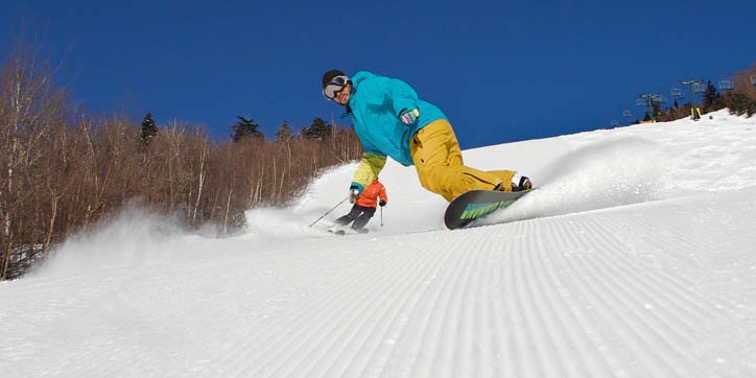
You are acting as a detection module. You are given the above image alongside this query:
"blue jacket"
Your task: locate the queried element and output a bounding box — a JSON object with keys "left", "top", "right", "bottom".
{"left": 347, "top": 71, "right": 447, "bottom": 166}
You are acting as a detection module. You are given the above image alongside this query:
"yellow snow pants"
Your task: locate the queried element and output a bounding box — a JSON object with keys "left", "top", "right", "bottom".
{"left": 410, "top": 119, "right": 516, "bottom": 202}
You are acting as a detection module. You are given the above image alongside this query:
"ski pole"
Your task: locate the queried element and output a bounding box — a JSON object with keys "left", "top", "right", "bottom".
{"left": 309, "top": 197, "right": 348, "bottom": 227}
{"left": 380, "top": 205, "right": 384, "bottom": 227}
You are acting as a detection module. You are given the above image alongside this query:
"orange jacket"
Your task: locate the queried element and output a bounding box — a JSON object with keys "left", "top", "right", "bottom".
{"left": 357, "top": 179, "right": 388, "bottom": 208}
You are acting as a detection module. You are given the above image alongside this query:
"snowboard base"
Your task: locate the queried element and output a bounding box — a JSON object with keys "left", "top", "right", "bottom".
{"left": 444, "top": 189, "right": 534, "bottom": 230}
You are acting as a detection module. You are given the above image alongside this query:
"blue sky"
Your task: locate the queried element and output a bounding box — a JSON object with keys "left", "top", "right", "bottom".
{"left": 2, "top": 0, "right": 755, "bottom": 148}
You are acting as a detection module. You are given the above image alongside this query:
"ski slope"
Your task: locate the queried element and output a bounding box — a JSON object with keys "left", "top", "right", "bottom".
{"left": 2, "top": 109, "right": 756, "bottom": 377}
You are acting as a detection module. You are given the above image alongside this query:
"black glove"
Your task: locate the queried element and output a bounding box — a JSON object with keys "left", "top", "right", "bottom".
{"left": 379, "top": 200, "right": 386, "bottom": 207}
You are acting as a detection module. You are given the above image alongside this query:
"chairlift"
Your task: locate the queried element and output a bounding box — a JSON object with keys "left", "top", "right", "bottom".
{"left": 623, "top": 110, "right": 632, "bottom": 118}
{"left": 610, "top": 119, "right": 619, "bottom": 127}
{"left": 718, "top": 80, "right": 733, "bottom": 91}
{"left": 639, "top": 93, "right": 661, "bottom": 103}
{"left": 670, "top": 88, "right": 683, "bottom": 98}
{"left": 680, "top": 79, "right": 704, "bottom": 95}
{"left": 636, "top": 99, "right": 647, "bottom": 107}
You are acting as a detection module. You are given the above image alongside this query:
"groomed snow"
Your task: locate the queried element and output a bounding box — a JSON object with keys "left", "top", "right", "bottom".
{"left": 2, "top": 109, "right": 756, "bottom": 377}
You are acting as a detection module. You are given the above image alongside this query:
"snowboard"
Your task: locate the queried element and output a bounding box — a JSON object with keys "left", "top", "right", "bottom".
{"left": 444, "top": 189, "right": 534, "bottom": 230}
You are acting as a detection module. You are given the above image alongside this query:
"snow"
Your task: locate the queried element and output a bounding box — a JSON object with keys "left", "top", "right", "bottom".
{"left": 2, "top": 109, "right": 756, "bottom": 377}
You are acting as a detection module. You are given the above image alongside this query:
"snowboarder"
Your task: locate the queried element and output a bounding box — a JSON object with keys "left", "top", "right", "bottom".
{"left": 321, "top": 69, "right": 532, "bottom": 203}
{"left": 332, "top": 178, "right": 387, "bottom": 233}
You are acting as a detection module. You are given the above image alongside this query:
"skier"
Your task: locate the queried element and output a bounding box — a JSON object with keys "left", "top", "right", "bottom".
{"left": 321, "top": 69, "right": 532, "bottom": 203}
{"left": 332, "top": 178, "right": 387, "bottom": 234}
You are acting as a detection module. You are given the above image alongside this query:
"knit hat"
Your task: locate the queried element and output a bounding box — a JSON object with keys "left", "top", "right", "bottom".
{"left": 322, "top": 69, "right": 346, "bottom": 89}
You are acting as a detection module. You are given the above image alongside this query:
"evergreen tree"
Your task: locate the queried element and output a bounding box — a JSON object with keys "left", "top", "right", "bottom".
{"left": 276, "top": 121, "right": 293, "bottom": 142}
{"left": 702, "top": 80, "right": 721, "bottom": 111}
{"left": 140, "top": 112, "right": 159, "bottom": 148}
{"left": 231, "top": 116, "right": 264, "bottom": 142}
{"left": 301, "top": 117, "right": 331, "bottom": 140}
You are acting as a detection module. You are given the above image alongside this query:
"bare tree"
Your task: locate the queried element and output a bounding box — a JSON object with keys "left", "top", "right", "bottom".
{"left": 0, "top": 36, "right": 363, "bottom": 279}
{"left": 0, "top": 38, "right": 68, "bottom": 278}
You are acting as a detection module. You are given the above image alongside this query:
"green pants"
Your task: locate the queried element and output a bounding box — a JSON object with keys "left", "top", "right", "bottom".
{"left": 410, "top": 120, "right": 516, "bottom": 202}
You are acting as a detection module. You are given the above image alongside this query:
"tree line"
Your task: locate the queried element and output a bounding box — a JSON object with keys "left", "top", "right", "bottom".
{"left": 1, "top": 43, "right": 362, "bottom": 280}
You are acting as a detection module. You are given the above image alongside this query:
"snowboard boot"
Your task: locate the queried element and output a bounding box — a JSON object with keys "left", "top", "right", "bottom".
{"left": 494, "top": 175, "right": 532, "bottom": 192}
{"left": 511, "top": 175, "right": 532, "bottom": 192}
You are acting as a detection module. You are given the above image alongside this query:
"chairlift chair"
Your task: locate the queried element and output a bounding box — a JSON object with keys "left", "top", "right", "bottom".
{"left": 718, "top": 80, "right": 733, "bottom": 91}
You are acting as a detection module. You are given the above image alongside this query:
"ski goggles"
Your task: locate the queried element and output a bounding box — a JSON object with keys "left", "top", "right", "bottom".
{"left": 322, "top": 75, "right": 350, "bottom": 100}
